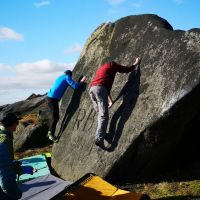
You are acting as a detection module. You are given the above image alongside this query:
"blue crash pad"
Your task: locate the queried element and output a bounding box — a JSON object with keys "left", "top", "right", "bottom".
{"left": 19, "top": 174, "right": 71, "bottom": 200}
{"left": 19, "top": 154, "right": 50, "bottom": 183}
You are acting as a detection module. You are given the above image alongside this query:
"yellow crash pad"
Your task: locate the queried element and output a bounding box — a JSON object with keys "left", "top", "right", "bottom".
{"left": 66, "top": 173, "right": 150, "bottom": 200}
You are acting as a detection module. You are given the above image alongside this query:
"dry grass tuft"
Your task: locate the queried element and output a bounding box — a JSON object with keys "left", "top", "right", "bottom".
{"left": 19, "top": 113, "right": 40, "bottom": 125}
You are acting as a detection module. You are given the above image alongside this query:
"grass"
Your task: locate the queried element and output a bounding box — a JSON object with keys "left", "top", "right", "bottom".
{"left": 19, "top": 113, "right": 40, "bottom": 125}
{"left": 129, "top": 181, "right": 200, "bottom": 199}
{"left": 15, "top": 144, "right": 52, "bottom": 160}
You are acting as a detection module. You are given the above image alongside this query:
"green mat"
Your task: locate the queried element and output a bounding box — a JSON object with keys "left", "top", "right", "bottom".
{"left": 18, "top": 154, "right": 51, "bottom": 182}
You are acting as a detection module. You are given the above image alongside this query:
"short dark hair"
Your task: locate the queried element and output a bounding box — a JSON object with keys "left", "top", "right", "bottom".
{"left": 0, "top": 113, "right": 19, "bottom": 127}
{"left": 64, "top": 70, "right": 72, "bottom": 76}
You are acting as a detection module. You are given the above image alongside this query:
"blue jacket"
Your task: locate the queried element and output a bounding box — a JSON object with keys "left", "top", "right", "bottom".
{"left": 47, "top": 74, "right": 80, "bottom": 100}
{"left": 0, "top": 125, "right": 22, "bottom": 200}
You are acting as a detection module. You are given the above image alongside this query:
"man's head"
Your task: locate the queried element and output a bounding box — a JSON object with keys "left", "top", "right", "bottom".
{"left": 0, "top": 112, "right": 19, "bottom": 131}
{"left": 64, "top": 70, "right": 72, "bottom": 77}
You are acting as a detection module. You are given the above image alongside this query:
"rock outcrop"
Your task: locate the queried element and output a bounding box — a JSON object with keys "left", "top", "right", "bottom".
{"left": 0, "top": 94, "right": 50, "bottom": 151}
{"left": 14, "top": 123, "right": 49, "bottom": 152}
{"left": 51, "top": 14, "right": 200, "bottom": 183}
{"left": 0, "top": 94, "right": 46, "bottom": 116}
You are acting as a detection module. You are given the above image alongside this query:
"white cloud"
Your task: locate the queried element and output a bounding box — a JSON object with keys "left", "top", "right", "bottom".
{"left": 0, "top": 59, "right": 75, "bottom": 90}
{"left": 0, "top": 64, "right": 11, "bottom": 72}
{"left": 64, "top": 43, "right": 82, "bottom": 55}
{"left": 0, "top": 64, "right": 13, "bottom": 76}
{"left": 0, "top": 27, "right": 24, "bottom": 42}
{"left": 0, "top": 59, "right": 76, "bottom": 105}
{"left": 0, "top": 59, "right": 75, "bottom": 106}
{"left": 107, "top": 0, "right": 126, "bottom": 5}
{"left": 0, "top": 90, "right": 9, "bottom": 96}
{"left": 34, "top": 1, "right": 51, "bottom": 8}
{"left": 15, "top": 59, "right": 64, "bottom": 74}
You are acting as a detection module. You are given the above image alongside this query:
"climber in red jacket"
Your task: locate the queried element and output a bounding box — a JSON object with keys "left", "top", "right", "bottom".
{"left": 89, "top": 57, "right": 141, "bottom": 149}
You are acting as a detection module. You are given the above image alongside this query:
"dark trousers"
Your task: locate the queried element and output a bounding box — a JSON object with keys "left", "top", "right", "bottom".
{"left": 46, "top": 97, "right": 60, "bottom": 137}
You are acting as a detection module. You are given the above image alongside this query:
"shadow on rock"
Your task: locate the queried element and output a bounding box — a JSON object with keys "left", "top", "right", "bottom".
{"left": 107, "top": 67, "right": 141, "bottom": 152}
{"left": 56, "top": 83, "right": 87, "bottom": 141}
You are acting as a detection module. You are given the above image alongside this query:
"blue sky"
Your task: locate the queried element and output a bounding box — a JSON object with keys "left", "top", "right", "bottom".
{"left": 0, "top": 0, "right": 199, "bottom": 105}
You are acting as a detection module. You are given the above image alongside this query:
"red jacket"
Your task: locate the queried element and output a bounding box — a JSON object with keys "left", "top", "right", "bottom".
{"left": 90, "top": 61, "right": 136, "bottom": 93}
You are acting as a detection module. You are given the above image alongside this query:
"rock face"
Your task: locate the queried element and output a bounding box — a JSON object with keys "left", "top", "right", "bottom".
{"left": 51, "top": 14, "right": 200, "bottom": 182}
{"left": 13, "top": 123, "right": 49, "bottom": 152}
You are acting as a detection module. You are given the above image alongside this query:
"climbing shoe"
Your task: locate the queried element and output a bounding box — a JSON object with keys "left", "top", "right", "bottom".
{"left": 48, "top": 131, "right": 58, "bottom": 143}
{"left": 95, "top": 139, "right": 105, "bottom": 149}
{"left": 105, "top": 133, "right": 113, "bottom": 144}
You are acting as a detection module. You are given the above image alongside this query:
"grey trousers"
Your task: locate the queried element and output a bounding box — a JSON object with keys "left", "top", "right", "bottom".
{"left": 89, "top": 86, "right": 109, "bottom": 141}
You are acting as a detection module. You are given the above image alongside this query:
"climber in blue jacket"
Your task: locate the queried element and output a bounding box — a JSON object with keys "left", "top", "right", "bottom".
{"left": 46, "top": 70, "right": 86, "bottom": 142}
{"left": 0, "top": 112, "right": 36, "bottom": 200}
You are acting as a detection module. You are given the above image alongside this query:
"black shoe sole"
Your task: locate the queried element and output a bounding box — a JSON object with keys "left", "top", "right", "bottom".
{"left": 95, "top": 141, "right": 106, "bottom": 150}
